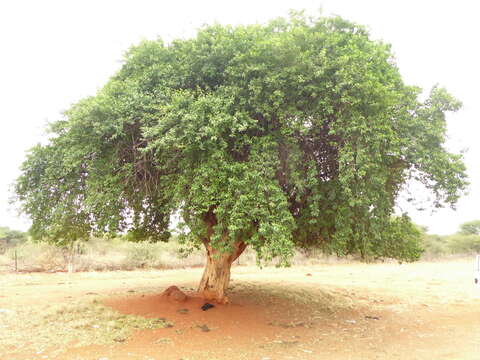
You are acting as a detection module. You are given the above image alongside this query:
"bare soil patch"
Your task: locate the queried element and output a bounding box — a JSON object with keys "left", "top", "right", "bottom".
{"left": 1, "top": 260, "right": 479, "bottom": 359}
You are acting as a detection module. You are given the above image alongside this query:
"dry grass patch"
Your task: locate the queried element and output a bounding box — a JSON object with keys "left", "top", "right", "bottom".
{"left": 0, "top": 297, "right": 172, "bottom": 357}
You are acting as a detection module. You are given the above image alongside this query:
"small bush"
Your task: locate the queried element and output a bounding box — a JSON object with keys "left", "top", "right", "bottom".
{"left": 421, "top": 234, "right": 449, "bottom": 258}
{"left": 459, "top": 220, "right": 480, "bottom": 235}
{"left": 446, "top": 234, "right": 480, "bottom": 254}
{"left": 36, "top": 247, "right": 65, "bottom": 271}
{"left": 123, "top": 242, "right": 161, "bottom": 269}
{"left": 0, "top": 226, "right": 28, "bottom": 248}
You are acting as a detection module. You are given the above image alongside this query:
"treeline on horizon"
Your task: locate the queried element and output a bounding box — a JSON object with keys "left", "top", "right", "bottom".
{"left": 421, "top": 220, "right": 480, "bottom": 258}
{"left": 1, "top": 220, "right": 480, "bottom": 260}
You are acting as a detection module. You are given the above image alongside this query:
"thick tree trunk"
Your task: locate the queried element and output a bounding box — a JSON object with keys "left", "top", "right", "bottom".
{"left": 198, "top": 241, "right": 246, "bottom": 304}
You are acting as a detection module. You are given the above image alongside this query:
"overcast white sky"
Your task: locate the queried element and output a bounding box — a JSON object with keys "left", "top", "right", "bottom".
{"left": 0, "top": 0, "right": 478, "bottom": 234}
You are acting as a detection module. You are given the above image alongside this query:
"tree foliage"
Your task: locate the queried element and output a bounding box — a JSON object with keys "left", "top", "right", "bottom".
{"left": 459, "top": 220, "right": 480, "bottom": 235}
{"left": 15, "top": 13, "right": 467, "bottom": 265}
{"left": 420, "top": 221, "right": 480, "bottom": 258}
{"left": 0, "top": 226, "right": 28, "bottom": 245}
{"left": 0, "top": 226, "right": 28, "bottom": 254}
{"left": 446, "top": 234, "right": 480, "bottom": 254}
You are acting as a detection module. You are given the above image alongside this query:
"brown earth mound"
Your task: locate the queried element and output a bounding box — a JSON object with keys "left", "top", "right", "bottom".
{"left": 161, "top": 285, "right": 188, "bottom": 302}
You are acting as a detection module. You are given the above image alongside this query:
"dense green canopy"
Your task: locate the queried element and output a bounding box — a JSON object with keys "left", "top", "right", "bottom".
{"left": 15, "top": 14, "right": 467, "bottom": 265}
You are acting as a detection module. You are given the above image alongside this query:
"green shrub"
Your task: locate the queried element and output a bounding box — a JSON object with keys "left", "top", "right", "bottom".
{"left": 0, "top": 226, "right": 28, "bottom": 245}
{"left": 421, "top": 234, "right": 448, "bottom": 257}
{"left": 446, "top": 234, "right": 480, "bottom": 254}
{"left": 123, "top": 242, "right": 161, "bottom": 268}
{"left": 459, "top": 220, "right": 480, "bottom": 235}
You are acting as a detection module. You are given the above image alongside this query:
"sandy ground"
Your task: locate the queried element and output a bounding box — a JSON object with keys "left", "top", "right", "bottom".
{"left": 1, "top": 259, "right": 479, "bottom": 360}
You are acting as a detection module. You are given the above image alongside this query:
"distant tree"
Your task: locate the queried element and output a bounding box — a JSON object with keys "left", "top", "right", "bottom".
{"left": 14, "top": 13, "right": 467, "bottom": 303}
{"left": 446, "top": 234, "right": 480, "bottom": 254}
{"left": 421, "top": 234, "right": 448, "bottom": 257}
{"left": 0, "top": 226, "right": 28, "bottom": 246}
{"left": 459, "top": 220, "right": 480, "bottom": 235}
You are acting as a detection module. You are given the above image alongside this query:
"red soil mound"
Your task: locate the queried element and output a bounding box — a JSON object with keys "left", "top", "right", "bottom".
{"left": 96, "top": 290, "right": 289, "bottom": 360}
{"left": 161, "top": 285, "right": 188, "bottom": 302}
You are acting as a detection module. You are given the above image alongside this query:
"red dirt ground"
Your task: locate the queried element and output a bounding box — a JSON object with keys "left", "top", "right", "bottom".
{"left": 1, "top": 260, "right": 479, "bottom": 359}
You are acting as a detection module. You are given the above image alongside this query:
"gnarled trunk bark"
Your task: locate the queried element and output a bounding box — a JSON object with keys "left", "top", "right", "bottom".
{"left": 198, "top": 241, "right": 246, "bottom": 304}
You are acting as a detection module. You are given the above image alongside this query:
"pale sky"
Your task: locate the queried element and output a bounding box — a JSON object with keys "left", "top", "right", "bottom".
{"left": 0, "top": 0, "right": 478, "bottom": 234}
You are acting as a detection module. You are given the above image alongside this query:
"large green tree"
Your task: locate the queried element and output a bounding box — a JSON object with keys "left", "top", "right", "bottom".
{"left": 15, "top": 14, "right": 467, "bottom": 303}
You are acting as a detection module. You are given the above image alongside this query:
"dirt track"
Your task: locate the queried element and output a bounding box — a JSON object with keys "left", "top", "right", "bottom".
{"left": 1, "top": 260, "right": 479, "bottom": 359}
